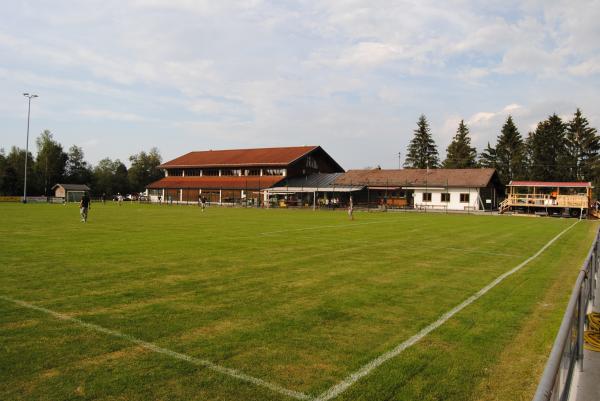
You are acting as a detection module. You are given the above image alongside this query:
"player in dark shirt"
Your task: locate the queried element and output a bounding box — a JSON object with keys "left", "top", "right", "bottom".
{"left": 80, "top": 193, "right": 91, "bottom": 222}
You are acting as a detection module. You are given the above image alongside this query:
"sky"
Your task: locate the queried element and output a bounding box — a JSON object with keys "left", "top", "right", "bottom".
{"left": 1, "top": 0, "right": 600, "bottom": 169}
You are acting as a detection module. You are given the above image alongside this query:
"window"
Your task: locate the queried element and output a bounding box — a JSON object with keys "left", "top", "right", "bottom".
{"left": 263, "top": 168, "right": 284, "bottom": 176}
{"left": 306, "top": 155, "right": 318, "bottom": 169}
{"left": 460, "top": 193, "right": 470, "bottom": 203}
{"left": 203, "top": 169, "right": 219, "bottom": 176}
{"left": 245, "top": 169, "right": 261, "bottom": 176}
{"left": 185, "top": 169, "right": 202, "bottom": 176}
{"left": 168, "top": 169, "right": 183, "bottom": 176}
{"left": 441, "top": 193, "right": 450, "bottom": 202}
{"left": 221, "top": 169, "right": 241, "bottom": 176}
{"left": 422, "top": 192, "right": 432, "bottom": 202}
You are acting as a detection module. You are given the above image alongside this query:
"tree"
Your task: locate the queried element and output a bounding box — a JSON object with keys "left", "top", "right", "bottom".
{"left": 0, "top": 148, "right": 6, "bottom": 195}
{"left": 114, "top": 160, "right": 129, "bottom": 195}
{"left": 92, "top": 158, "right": 129, "bottom": 196}
{"left": 93, "top": 158, "right": 116, "bottom": 196}
{"left": 1, "top": 146, "right": 35, "bottom": 196}
{"left": 404, "top": 114, "right": 439, "bottom": 169}
{"left": 478, "top": 142, "right": 497, "bottom": 169}
{"left": 128, "top": 147, "right": 162, "bottom": 192}
{"left": 35, "top": 130, "right": 67, "bottom": 196}
{"left": 65, "top": 145, "right": 93, "bottom": 185}
{"left": 523, "top": 132, "right": 535, "bottom": 179}
{"left": 565, "top": 108, "right": 599, "bottom": 181}
{"left": 495, "top": 116, "right": 525, "bottom": 184}
{"left": 528, "top": 114, "right": 569, "bottom": 181}
{"left": 443, "top": 120, "right": 477, "bottom": 168}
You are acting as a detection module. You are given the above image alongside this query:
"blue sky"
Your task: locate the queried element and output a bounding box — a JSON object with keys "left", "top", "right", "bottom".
{"left": 1, "top": 0, "right": 599, "bottom": 169}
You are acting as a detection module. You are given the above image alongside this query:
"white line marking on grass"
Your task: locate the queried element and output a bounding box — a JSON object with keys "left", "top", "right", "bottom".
{"left": 313, "top": 221, "right": 579, "bottom": 401}
{"left": 0, "top": 295, "right": 311, "bottom": 401}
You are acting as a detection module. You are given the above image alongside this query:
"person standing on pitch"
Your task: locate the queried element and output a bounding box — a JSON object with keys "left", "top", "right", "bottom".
{"left": 80, "top": 192, "right": 91, "bottom": 223}
{"left": 348, "top": 196, "right": 354, "bottom": 220}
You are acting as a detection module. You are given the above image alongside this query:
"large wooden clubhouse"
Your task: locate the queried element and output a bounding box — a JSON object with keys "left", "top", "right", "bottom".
{"left": 147, "top": 146, "right": 508, "bottom": 211}
{"left": 146, "top": 146, "right": 344, "bottom": 205}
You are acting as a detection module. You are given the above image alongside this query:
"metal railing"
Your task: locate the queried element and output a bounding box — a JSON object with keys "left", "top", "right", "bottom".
{"left": 532, "top": 226, "right": 599, "bottom": 401}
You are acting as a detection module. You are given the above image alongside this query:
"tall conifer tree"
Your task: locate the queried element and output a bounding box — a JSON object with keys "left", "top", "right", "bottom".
{"left": 528, "top": 114, "right": 569, "bottom": 181}
{"left": 478, "top": 142, "right": 497, "bottom": 169}
{"left": 404, "top": 114, "right": 439, "bottom": 169}
{"left": 443, "top": 120, "right": 477, "bottom": 168}
{"left": 565, "top": 108, "right": 599, "bottom": 181}
{"left": 495, "top": 116, "right": 525, "bottom": 184}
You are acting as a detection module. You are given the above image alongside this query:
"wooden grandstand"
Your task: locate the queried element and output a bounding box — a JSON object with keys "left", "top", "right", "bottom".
{"left": 499, "top": 181, "right": 594, "bottom": 217}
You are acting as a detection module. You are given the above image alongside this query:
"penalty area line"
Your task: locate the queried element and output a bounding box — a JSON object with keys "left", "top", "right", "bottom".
{"left": 313, "top": 220, "right": 579, "bottom": 401}
{"left": 0, "top": 295, "right": 311, "bottom": 401}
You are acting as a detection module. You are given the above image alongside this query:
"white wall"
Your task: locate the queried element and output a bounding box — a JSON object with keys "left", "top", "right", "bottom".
{"left": 413, "top": 187, "right": 481, "bottom": 211}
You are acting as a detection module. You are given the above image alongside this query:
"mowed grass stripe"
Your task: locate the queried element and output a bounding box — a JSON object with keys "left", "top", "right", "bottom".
{"left": 0, "top": 221, "right": 579, "bottom": 401}
{"left": 0, "top": 203, "right": 590, "bottom": 400}
{"left": 0, "top": 295, "right": 310, "bottom": 400}
{"left": 313, "top": 221, "right": 578, "bottom": 401}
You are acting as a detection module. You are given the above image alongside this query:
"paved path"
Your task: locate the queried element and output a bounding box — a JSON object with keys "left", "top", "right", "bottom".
{"left": 572, "top": 348, "right": 600, "bottom": 401}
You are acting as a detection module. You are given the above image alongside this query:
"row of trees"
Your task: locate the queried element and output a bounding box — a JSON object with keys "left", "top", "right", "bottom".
{"left": 0, "top": 130, "right": 163, "bottom": 196}
{"left": 404, "top": 109, "right": 599, "bottom": 186}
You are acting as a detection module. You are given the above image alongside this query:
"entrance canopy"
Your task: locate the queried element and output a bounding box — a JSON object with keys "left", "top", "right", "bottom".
{"left": 265, "top": 173, "right": 363, "bottom": 195}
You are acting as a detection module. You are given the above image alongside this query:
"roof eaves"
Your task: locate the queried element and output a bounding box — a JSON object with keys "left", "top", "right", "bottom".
{"left": 286, "top": 145, "right": 319, "bottom": 165}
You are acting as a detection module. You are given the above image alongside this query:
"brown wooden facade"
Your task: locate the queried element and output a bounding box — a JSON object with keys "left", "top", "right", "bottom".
{"left": 146, "top": 146, "right": 344, "bottom": 205}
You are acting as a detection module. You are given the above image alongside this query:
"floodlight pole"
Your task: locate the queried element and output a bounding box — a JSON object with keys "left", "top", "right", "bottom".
{"left": 22, "top": 93, "right": 38, "bottom": 203}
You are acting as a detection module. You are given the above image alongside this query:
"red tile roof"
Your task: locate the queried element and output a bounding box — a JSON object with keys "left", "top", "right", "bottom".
{"left": 159, "top": 146, "right": 319, "bottom": 168}
{"left": 146, "top": 176, "right": 284, "bottom": 190}
{"left": 334, "top": 168, "right": 497, "bottom": 188}
{"left": 509, "top": 181, "right": 592, "bottom": 188}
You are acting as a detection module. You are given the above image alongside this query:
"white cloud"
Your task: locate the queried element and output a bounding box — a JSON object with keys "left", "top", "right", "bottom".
{"left": 78, "top": 109, "right": 149, "bottom": 122}
{"left": 338, "top": 42, "right": 401, "bottom": 67}
{"left": 469, "top": 112, "right": 497, "bottom": 125}
{"left": 1, "top": 1, "right": 599, "bottom": 167}
{"left": 502, "top": 104, "right": 524, "bottom": 114}
{"left": 568, "top": 57, "right": 600, "bottom": 76}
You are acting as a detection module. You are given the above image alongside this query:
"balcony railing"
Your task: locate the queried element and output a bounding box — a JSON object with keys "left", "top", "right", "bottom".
{"left": 506, "top": 194, "right": 588, "bottom": 208}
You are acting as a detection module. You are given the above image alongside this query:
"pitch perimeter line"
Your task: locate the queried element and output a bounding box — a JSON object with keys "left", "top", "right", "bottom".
{"left": 0, "top": 295, "right": 310, "bottom": 401}
{"left": 314, "top": 220, "right": 579, "bottom": 401}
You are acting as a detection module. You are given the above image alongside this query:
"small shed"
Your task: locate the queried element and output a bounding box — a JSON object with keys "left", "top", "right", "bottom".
{"left": 52, "top": 183, "right": 91, "bottom": 202}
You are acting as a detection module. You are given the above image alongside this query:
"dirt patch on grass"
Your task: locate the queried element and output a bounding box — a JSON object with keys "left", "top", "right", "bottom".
{"left": 71, "top": 294, "right": 192, "bottom": 317}
{"left": 74, "top": 345, "right": 148, "bottom": 369}
{"left": 40, "top": 368, "right": 60, "bottom": 379}
{"left": 0, "top": 319, "right": 39, "bottom": 330}
{"left": 178, "top": 319, "right": 250, "bottom": 341}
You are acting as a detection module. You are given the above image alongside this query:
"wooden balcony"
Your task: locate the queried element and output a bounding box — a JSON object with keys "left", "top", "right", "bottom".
{"left": 504, "top": 193, "right": 589, "bottom": 208}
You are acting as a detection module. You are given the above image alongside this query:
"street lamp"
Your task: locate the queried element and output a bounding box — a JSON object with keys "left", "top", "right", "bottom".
{"left": 22, "top": 93, "right": 38, "bottom": 203}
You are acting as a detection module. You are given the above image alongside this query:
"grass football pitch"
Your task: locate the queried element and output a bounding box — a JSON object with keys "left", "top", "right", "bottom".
{"left": 0, "top": 202, "right": 597, "bottom": 401}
